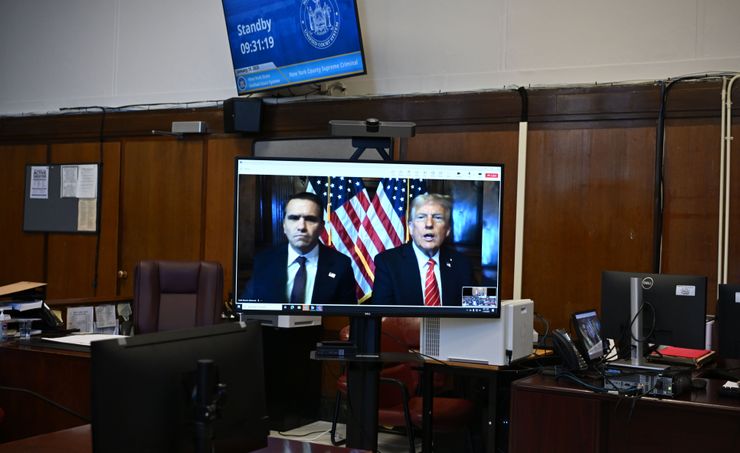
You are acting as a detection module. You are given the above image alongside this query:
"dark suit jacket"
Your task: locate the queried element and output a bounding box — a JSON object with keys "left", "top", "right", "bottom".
{"left": 242, "top": 243, "right": 357, "bottom": 304}
{"left": 371, "top": 243, "right": 475, "bottom": 306}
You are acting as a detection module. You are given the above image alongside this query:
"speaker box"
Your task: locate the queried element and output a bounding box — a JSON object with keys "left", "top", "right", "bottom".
{"left": 224, "top": 98, "right": 262, "bottom": 133}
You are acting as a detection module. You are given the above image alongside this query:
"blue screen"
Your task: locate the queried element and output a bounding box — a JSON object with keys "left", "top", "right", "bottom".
{"left": 221, "top": 0, "right": 366, "bottom": 94}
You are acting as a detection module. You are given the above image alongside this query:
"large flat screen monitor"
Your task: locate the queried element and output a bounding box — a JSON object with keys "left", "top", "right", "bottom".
{"left": 600, "top": 271, "right": 707, "bottom": 351}
{"left": 91, "top": 322, "right": 268, "bottom": 453}
{"left": 234, "top": 157, "right": 504, "bottom": 318}
{"left": 220, "top": 0, "right": 366, "bottom": 95}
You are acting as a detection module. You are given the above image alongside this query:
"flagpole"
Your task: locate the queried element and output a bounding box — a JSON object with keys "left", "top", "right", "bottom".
{"left": 513, "top": 87, "right": 528, "bottom": 300}
{"left": 405, "top": 179, "right": 410, "bottom": 243}
{"left": 326, "top": 176, "right": 332, "bottom": 246}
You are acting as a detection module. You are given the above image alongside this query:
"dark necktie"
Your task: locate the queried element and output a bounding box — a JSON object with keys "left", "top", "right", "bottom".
{"left": 290, "top": 256, "right": 307, "bottom": 304}
{"left": 424, "top": 258, "right": 441, "bottom": 306}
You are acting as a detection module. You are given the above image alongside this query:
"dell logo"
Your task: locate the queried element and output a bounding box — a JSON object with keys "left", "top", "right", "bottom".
{"left": 641, "top": 277, "right": 654, "bottom": 290}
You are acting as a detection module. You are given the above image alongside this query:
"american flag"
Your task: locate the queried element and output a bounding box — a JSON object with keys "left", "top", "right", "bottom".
{"left": 365, "top": 178, "right": 427, "bottom": 248}
{"left": 308, "top": 177, "right": 374, "bottom": 301}
{"left": 308, "top": 176, "right": 427, "bottom": 302}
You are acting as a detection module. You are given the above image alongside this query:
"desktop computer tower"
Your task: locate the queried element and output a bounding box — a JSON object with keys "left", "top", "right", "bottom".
{"left": 420, "top": 299, "right": 534, "bottom": 366}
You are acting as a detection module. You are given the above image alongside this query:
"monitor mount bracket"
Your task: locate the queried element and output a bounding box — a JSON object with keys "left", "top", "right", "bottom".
{"left": 329, "top": 118, "right": 416, "bottom": 161}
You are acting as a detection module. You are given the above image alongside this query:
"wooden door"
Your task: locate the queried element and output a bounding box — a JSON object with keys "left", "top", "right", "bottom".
{"left": 117, "top": 138, "right": 205, "bottom": 296}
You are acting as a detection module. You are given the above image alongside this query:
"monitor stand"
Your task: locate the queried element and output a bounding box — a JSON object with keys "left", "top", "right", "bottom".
{"left": 608, "top": 277, "right": 668, "bottom": 373}
{"left": 344, "top": 316, "right": 381, "bottom": 451}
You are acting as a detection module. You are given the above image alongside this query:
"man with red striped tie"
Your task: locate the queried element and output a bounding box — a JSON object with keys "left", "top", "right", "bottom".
{"left": 371, "top": 193, "right": 475, "bottom": 306}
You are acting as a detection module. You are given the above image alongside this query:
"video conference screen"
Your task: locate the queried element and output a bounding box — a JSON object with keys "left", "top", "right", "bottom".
{"left": 220, "top": 0, "right": 366, "bottom": 94}
{"left": 233, "top": 158, "right": 504, "bottom": 317}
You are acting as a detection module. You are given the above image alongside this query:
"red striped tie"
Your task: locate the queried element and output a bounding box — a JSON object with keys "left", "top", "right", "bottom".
{"left": 424, "top": 259, "right": 441, "bottom": 306}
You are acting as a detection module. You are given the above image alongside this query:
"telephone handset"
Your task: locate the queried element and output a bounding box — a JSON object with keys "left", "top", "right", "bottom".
{"left": 552, "top": 328, "right": 588, "bottom": 371}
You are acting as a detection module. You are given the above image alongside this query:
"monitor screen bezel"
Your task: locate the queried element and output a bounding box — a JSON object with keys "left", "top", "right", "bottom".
{"left": 232, "top": 156, "right": 505, "bottom": 318}
{"left": 220, "top": 0, "right": 367, "bottom": 95}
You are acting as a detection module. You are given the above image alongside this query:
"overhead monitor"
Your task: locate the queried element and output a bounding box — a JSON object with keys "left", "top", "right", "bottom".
{"left": 233, "top": 157, "right": 504, "bottom": 318}
{"left": 220, "top": 0, "right": 367, "bottom": 95}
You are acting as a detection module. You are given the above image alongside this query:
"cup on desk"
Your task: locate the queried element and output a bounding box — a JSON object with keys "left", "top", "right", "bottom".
{"left": 18, "top": 320, "right": 33, "bottom": 340}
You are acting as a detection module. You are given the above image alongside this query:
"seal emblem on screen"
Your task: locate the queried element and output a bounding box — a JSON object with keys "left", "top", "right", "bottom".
{"left": 300, "top": 0, "right": 341, "bottom": 49}
{"left": 237, "top": 76, "right": 247, "bottom": 91}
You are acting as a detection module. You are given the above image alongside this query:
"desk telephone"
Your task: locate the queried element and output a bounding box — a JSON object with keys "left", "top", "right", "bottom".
{"left": 552, "top": 329, "right": 588, "bottom": 371}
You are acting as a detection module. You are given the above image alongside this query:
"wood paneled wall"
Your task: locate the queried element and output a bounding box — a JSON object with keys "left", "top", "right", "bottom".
{"left": 1, "top": 82, "right": 738, "bottom": 332}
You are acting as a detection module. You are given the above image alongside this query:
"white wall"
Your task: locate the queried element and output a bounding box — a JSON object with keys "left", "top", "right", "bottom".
{"left": 1, "top": 0, "right": 739, "bottom": 116}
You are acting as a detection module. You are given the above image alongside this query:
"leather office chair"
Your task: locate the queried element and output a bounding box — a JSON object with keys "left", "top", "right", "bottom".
{"left": 133, "top": 260, "right": 224, "bottom": 334}
{"left": 330, "top": 317, "right": 474, "bottom": 453}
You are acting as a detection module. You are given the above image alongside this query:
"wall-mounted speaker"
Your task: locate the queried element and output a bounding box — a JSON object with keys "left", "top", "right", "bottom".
{"left": 223, "top": 98, "right": 262, "bottom": 133}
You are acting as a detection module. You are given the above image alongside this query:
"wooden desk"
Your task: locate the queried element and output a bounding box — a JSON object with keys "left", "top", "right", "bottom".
{"left": 421, "top": 352, "right": 551, "bottom": 453}
{"left": 0, "top": 425, "right": 370, "bottom": 453}
{"left": 0, "top": 341, "right": 90, "bottom": 442}
{"left": 509, "top": 373, "right": 740, "bottom": 453}
{"left": 319, "top": 349, "right": 553, "bottom": 452}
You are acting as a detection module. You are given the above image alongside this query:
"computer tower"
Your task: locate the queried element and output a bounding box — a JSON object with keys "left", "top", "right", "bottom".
{"left": 420, "top": 299, "right": 534, "bottom": 366}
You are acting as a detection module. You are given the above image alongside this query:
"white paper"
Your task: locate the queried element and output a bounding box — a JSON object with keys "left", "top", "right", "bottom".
{"left": 3, "top": 300, "right": 44, "bottom": 311}
{"left": 76, "top": 165, "right": 98, "bottom": 198}
{"left": 41, "top": 333, "right": 127, "bottom": 347}
{"left": 30, "top": 166, "right": 49, "bottom": 199}
{"left": 77, "top": 199, "right": 97, "bottom": 232}
{"left": 94, "top": 304, "right": 117, "bottom": 328}
{"left": 61, "top": 165, "right": 78, "bottom": 198}
{"left": 117, "top": 302, "right": 132, "bottom": 321}
{"left": 66, "top": 306, "right": 94, "bottom": 333}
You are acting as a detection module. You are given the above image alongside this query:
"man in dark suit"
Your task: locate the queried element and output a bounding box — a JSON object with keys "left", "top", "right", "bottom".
{"left": 242, "top": 192, "right": 357, "bottom": 304}
{"left": 371, "top": 193, "right": 474, "bottom": 306}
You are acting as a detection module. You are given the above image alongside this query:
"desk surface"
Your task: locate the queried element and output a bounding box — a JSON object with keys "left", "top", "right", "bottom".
{"left": 510, "top": 372, "right": 740, "bottom": 453}
{"left": 0, "top": 425, "right": 370, "bottom": 453}
{"left": 514, "top": 372, "right": 740, "bottom": 413}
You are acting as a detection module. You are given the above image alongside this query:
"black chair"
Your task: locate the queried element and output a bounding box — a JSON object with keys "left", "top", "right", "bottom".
{"left": 133, "top": 260, "right": 223, "bottom": 334}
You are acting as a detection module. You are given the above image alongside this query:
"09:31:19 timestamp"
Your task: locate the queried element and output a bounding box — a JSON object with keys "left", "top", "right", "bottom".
{"left": 240, "top": 36, "right": 275, "bottom": 55}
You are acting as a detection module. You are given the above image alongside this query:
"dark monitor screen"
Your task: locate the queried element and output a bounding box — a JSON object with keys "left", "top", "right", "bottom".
{"left": 91, "top": 322, "right": 268, "bottom": 453}
{"left": 233, "top": 157, "right": 504, "bottom": 318}
{"left": 717, "top": 283, "right": 740, "bottom": 358}
{"left": 572, "top": 309, "right": 605, "bottom": 361}
{"left": 600, "top": 271, "right": 707, "bottom": 351}
{"left": 220, "top": 0, "right": 366, "bottom": 95}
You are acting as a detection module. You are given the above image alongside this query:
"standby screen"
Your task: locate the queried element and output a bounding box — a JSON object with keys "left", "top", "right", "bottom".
{"left": 221, "top": 0, "right": 366, "bottom": 93}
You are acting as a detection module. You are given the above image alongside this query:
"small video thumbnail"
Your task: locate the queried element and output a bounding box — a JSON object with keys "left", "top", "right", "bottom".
{"left": 461, "top": 286, "right": 498, "bottom": 307}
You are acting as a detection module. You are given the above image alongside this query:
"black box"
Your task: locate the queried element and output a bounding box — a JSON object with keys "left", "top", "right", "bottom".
{"left": 223, "top": 97, "right": 262, "bottom": 133}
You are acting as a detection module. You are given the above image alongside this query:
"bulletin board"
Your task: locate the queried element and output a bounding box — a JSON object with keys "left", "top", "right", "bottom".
{"left": 23, "top": 163, "right": 100, "bottom": 233}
